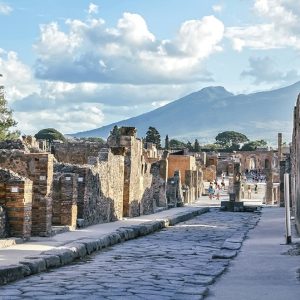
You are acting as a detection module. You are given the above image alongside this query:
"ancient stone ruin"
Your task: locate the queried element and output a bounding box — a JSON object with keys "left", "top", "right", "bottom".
{"left": 0, "top": 127, "right": 205, "bottom": 239}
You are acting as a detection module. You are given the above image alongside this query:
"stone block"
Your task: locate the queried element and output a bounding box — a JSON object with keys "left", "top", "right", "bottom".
{"left": 19, "top": 258, "right": 46, "bottom": 274}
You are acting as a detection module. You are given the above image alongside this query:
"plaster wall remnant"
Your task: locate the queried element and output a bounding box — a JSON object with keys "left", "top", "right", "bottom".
{"left": 0, "top": 169, "right": 32, "bottom": 239}
{"left": 168, "top": 154, "right": 196, "bottom": 184}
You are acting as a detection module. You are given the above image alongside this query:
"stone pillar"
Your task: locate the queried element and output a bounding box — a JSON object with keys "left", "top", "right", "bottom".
{"left": 278, "top": 133, "right": 282, "bottom": 161}
{"left": 279, "top": 161, "right": 285, "bottom": 207}
{"left": 52, "top": 173, "right": 78, "bottom": 229}
{"left": 233, "top": 162, "right": 241, "bottom": 201}
{"left": 28, "top": 154, "right": 54, "bottom": 236}
{"left": 265, "top": 169, "right": 274, "bottom": 204}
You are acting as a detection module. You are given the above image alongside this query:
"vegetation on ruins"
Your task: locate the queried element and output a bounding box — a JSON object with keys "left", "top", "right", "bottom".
{"left": 215, "top": 131, "right": 249, "bottom": 148}
{"left": 0, "top": 77, "right": 19, "bottom": 141}
{"left": 78, "top": 137, "right": 105, "bottom": 144}
{"left": 169, "top": 139, "right": 186, "bottom": 149}
{"left": 35, "top": 128, "right": 66, "bottom": 143}
{"left": 194, "top": 139, "right": 200, "bottom": 152}
{"left": 241, "top": 140, "right": 267, "bottom": 151}
{"left": 145, "top": 126, "right": 161, "bottom": 148}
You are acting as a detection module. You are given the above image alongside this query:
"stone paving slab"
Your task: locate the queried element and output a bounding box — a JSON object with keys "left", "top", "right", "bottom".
{"left": 0, "top": 205, "right": 209, "bottom": 285}
{"left": 0, "top": 208, "right": 260, "bottom": 299}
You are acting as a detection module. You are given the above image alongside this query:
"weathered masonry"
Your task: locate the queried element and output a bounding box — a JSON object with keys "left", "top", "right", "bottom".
{"left": 0, "top": 128, "right": 205, "bottom": 240}
{"left": 291, "top": 94, "right": 300, "bottom": 232}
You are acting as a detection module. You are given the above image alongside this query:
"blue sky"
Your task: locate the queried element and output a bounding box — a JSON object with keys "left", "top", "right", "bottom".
{"left": 0, "top": 0, "right": 299, "bottom": 134}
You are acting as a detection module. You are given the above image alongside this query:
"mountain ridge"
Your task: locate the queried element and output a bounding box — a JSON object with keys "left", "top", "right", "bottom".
{"left": 72, "top": 82, "right": 300, "bottom": 143}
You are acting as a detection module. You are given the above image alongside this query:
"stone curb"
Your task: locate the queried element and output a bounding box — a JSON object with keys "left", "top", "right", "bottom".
{"left": 0, "top": 207, "right": 209, "bottom": 286}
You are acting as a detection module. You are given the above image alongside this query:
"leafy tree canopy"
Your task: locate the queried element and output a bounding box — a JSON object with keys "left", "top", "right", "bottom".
{"left": 35, "top": 128, "right": 66, "bottom": 142}
{"left": 194, "top": 139, "right": 200, "bottom": 152}
{"left": 0, "top": 82, "right": 19, "bottom": 141}
{"left": 241, "top": 140, "right": 267, "bottom": 151}
{"left": 169, "top": 139, "right": 186, "bottom": 149}
{"left": 78, "top": 137, "right": 105, "bottom": 143}
{"left": 145, "top": 126, "right": 161, "bottom": 148}
{"left": 215, "top": 131, "right": 249, "bottom": 147}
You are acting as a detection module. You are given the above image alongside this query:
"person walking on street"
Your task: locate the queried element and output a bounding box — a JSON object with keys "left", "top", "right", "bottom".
{"left": 247, "top": 185, "right": 252, "bottom": 199}
{"left": 208, "top": 184, "right": 215, "bottom": 200}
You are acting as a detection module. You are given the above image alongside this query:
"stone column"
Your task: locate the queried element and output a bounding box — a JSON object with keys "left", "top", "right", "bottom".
{"left": 279, "top": 161, "right": 285, "bottom": 207}
{"left": 233, "top": 162, "right": 241, "bottom": 201}
{"left": 278, "top": 133, "right": 283, "bottom": 161}
{"left": 265, "top": 169, "right": 274, "bottom": 204}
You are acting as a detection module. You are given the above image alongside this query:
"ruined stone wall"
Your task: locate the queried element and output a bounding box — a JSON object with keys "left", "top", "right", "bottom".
{"left": 54, "top": 148, "right": 125, "bottom": 227}
{"left": 52, "top": 173, "right": 78, "bottom": 228}
{"left": 93, "top": 149, "right": 125, "bottom": 221}
{"left": 202, "top": 166, "right": 217, "bottom": 182}
{"left": 0, "top": 205, "right": 8, "bottom": 238}
{"left": 52, "top": 141, "right": 106, "bottom": 165}
{"left": 0, "top": 169, "right": 32, "bottom": 239}
{"left": 0, "top": 150, "right": 54, "bottom": 236}
{"left": 168, "top": 155, "right": 196, "bottom": 184}
{"left": 292, "top": 95, "right": 300, "bottom": 232}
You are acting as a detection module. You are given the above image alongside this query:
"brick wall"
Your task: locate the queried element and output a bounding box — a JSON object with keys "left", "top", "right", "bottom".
{"left": 0, "top": 150, "right": 54, "bottom": 236}
{"left": 52, "top": 173, "right": 78, "bottom": 228}
{"left": 0, "top": 169, "right": 32, "bottom": 239}
{"left": 0, "top": 205, "right": 8, "bottom": 238}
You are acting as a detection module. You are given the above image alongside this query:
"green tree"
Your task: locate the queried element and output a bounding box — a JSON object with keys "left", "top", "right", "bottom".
{"left": 35, "top": 128, "right": 66, "bottom": 143}
{"left": 215, "top": 131, "right": 249, "bottom": 147}
{"left": 145, "top": 126, "right": 161, "bottom": 148}
{"left": 194, "top": 139, "right": 200, "bottom": 152}
{"left": 169, "top": 139, "right": 186, "bottom": 149}
{"left": 241, "top": 140, "right": 267, "bottom": 151}
{"left": 0, "top": 79, "right": 19, "bottom": 141}
{"left": 165, "top": 135, "right": 169, "bottom": 149}
{"left": 78, "top": 137, "right": 105, "bottom": 144}
{"left": 186, "top": 141, "right": 193, "bottom": 151}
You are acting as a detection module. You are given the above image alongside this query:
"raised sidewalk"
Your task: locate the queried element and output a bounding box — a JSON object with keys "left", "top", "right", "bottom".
{"left": 0, "top": 203, "right": 210, "bottom": 285}
{"left": 207, "top": 207, "right": 300, "bottom": 300}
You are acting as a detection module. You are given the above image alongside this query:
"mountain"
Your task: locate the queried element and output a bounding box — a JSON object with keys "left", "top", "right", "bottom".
{"left": 72, "top": 82, "right": 300, "bottom": 143}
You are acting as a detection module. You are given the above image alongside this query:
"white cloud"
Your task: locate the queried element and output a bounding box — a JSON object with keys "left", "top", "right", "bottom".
{"left": 88, "top": 3, "right": 98, "bottom": 15}
{"left": 241, "top": 56, "right": 299, "bottom": 84}
{"left": 0, "top": 50, "right": 39, "bottom": 101}
{"left": 33, "top": 13, "right": 223, "bottom": 84}
{"left": 226, "top": 0, "right": 300, "bottom": 51}
{"left": 15, "top": 103, "right": 104, "bottom": 135}
{"left": 0, "top": 2, "right": 12, "bottom": 15}
{"left": 212, "top": 4, "right": 223, "bottom": 12}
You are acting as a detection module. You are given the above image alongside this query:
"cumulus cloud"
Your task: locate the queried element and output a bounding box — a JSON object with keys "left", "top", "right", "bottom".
{"left": 0, "top": 50, "right": 39, "bottom": 101}
{"left": 0, "top": 2, "right": 12, "bottom": 15}
{"left": 33, "top": 13, "right": 223, "bottom": 84}
{"left": 15, "top": 103, "right": 104, "bottom": 135}
{"left": 241, "top": 56, "right": 299, "bottom": 84}
{"left": 88, "top": 3, "right": 98, "bottom": 15}
{"left": 226, "top": 0, "right": 300, "bottom": 51}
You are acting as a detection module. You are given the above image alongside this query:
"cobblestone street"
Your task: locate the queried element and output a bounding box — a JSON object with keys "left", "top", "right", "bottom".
{"left": 0, "top": 209, "right": 260, "bottom": 300}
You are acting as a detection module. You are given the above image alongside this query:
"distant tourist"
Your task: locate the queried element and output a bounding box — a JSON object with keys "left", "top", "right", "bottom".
{"left": 241, "top": 184, "right": 245, "bottom": 198}
{"left": 254, "top": 184, "right": 258, "bottom": 194}
{"left": 208, "top": 184, "right": 215, "bottom": 200}
{"left": 247, "top": 185, "right": 252, "bottom": 199}
{"left": 215, "top": 185, "right": 221, "bottom": 200}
